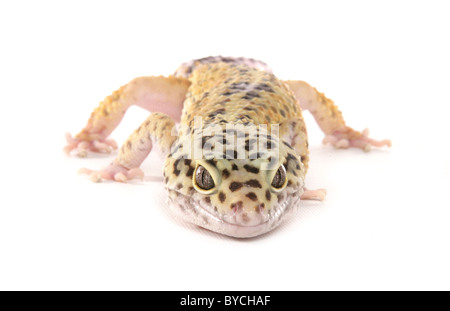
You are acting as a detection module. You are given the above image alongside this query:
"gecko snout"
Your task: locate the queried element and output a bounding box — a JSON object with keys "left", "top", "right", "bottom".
{"left": 222, "top": 199, "right": 270, "bottom": 227}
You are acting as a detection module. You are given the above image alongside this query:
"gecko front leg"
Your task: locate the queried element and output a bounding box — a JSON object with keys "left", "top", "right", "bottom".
{"left": 285, "top": 80, "right": 391, "bottom": 151}
{"left": 65, "top": 75, "right": 189, "bottom": 157}
{"left": 80, "top": 113, "right": 177, "bottom": 182}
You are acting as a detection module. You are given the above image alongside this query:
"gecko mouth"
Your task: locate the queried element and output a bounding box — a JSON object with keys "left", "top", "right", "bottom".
{"left": 166, "top": 189, "right": 301, "bottom": 238}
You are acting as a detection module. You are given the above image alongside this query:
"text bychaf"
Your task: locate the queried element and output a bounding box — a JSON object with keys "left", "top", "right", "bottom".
{"left": 180, "top": 295, "right": 271, "bottom": 308}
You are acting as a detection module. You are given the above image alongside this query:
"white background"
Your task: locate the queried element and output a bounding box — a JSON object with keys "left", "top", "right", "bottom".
{"left": 1, "top": 0, "right": 449, "bottom": 290}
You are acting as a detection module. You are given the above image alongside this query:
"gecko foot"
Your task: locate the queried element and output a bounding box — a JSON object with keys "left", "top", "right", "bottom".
{"left": 323, "top": 128, "right": 391, "bottom": 152}
{"left": 301, "top": 188, "right": 327, "bottom": 201}
{"left": 78, "top": 164, "right": 144, "bottom": 182}
{"left": 64, "top": 132, "right": 118, "bottom": 157}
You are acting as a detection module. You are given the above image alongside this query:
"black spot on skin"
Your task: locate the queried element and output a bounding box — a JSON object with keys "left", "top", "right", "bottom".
{"left": 230, "top": 82, "right": 249, "bottom": 90}
{"left": 279, "top": 109, "right": 286, "bottom": 117}
{"left": 244, "top": 179, "right": 262, "bottom": 188}
{"left": 173, "top": 159, "right": 181, "bottom": 176}
{"left": 246, "top": 192, "right": 258, "bottom": 201}
{"left": 242, "top": 91, "right": 260, "bottom": 100}
{"left": 287, "top": 180, "right": 293, "bottom": 187}
{"left": 232, "top": 163, "right": 239, "bottom": 171}
{"left": 277, "top": 193, "right": 285, "bottom": 203}
{"left": 255, "top": 83, "right": 274, "bottom": 93}
{"left": 208, "top": 108, "right": 226, "bottom": 118}
{"left": 243, "top": 164, "right": 259, "bottom": 174}
{"left": 204, "top": 196, "right": 211, "bottom": 204}
{"left": 176, "top": 183, "right": 183, "bottom": 190}
{"left": 219, "top": 191, "right": 226, "bottom": 203}
{"left": 301, "top": 155, "right": 306, "bottom": 163}
{"left": 206, "top": 159, "right": 217, "bottom": 166}
{"left": 266, "top": 141, "right": 275, "bottom": 150}
{"left": 229, "top": 182, "right": 243, "bottom": 192}
{"left": 186, "top": 165, "right": 195, "bottom": 177}
{"left": 283, "top": 141, "right": 294, "bottom": 149}
{"left": 222, "top": 91, "right": 235, "bottom": 96}
{"left": 221, "top": 57, "right": 234, "bottom": 63}
{"left": 265, "top": 190, "right": 271, "bottom": 201}
{"left": 222, "top": 169, "right": 230, "bottom": 179}
{"left": 286, "top": 153, "right": 300, "bottom": 168}
{"left": 245, "top": 138, "right": 257, "bottom": 151}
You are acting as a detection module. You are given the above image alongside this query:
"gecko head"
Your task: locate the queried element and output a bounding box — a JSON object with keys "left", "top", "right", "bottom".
{"left": 163, "top": 123, "right": 305, "bottom": 238}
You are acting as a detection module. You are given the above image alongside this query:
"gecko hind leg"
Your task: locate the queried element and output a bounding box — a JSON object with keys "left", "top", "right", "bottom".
{"left": 284, "top": 80, "right": 391, "bottom": 151}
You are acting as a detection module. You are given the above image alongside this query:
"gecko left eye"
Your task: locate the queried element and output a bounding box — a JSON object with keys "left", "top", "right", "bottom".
{"left": 271, "top": 165, "right": 287, "bottom": 189}
{"left": 195, "top": 165, "right": 215, "bottom": 190}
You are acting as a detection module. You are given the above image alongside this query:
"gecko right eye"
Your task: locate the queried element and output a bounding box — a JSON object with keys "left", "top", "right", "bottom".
{"left": 271, "top": 165, "right": 287, "bottom": 189}
{"left": 195, "top": 165, "right": 215, "bottom": 190}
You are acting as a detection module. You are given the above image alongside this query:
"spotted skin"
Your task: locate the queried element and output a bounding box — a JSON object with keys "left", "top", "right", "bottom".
{"left": 66, "top": 56, "right": 391, "bottom": 238}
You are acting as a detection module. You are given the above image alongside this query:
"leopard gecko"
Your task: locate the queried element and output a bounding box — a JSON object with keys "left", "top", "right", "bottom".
{"left": 65, "top": 56, "right": 391, "bottom": 238}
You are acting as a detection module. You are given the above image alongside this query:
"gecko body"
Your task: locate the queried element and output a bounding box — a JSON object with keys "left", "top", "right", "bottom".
{"left": 66, "top": 56, "right": 391, "bottom": 238}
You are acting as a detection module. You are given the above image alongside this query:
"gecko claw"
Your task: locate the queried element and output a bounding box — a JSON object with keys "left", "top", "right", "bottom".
{"left": 78, "top": 165, "right": 144, "bottom": 183}
{"left": 64, "top": 132, "right": 118, "bottom": 157}
{"left": 301, "top": 188, "right": 327, "bottom": 201}
{"left": 323, "top": 127, "right": 391, "bottom": 151}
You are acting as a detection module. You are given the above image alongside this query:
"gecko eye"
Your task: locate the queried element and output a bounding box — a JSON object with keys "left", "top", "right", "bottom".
{"left": 271, "top": 165, "right": 287, "bottom": 189}
{"left": 195, "top": 165, "right": 215, "bottom": 190}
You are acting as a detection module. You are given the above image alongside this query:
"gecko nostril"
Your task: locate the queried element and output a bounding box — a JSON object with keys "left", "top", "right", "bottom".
{"left": 255, "top": 203, "right": 265, "bottom": 214}
{"left": 230, "top": 201, "right": 243, "bottom": 215}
